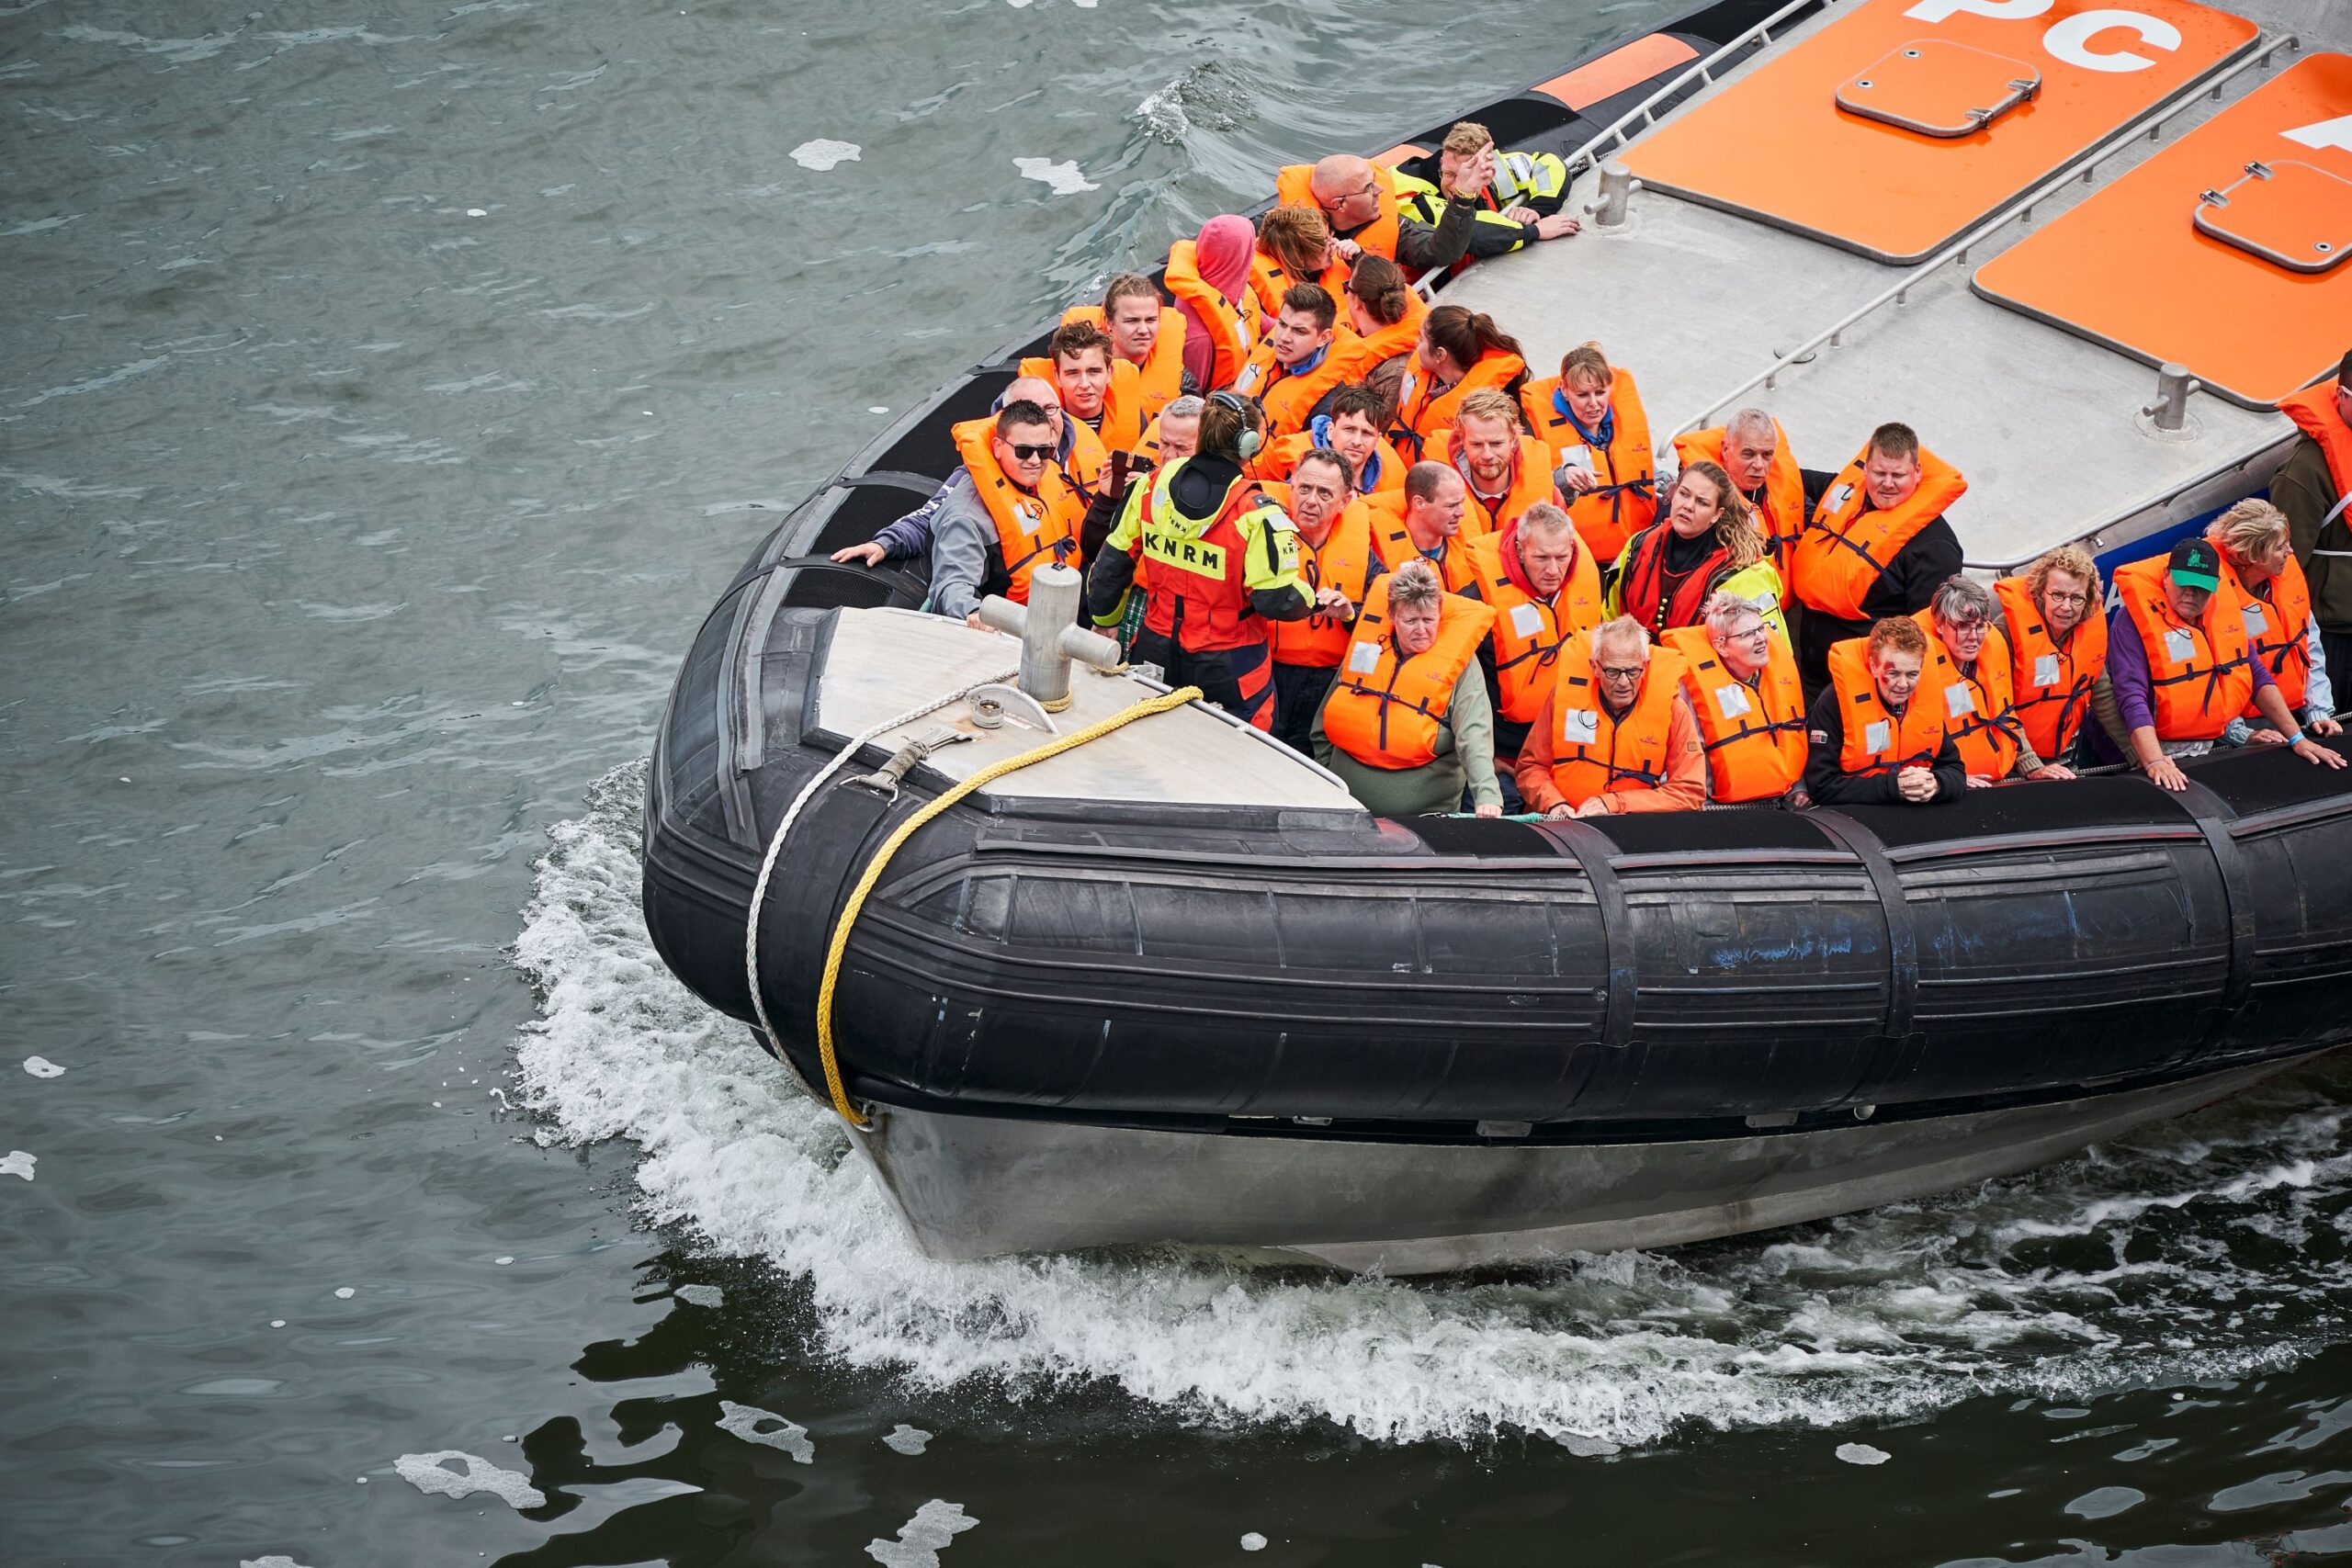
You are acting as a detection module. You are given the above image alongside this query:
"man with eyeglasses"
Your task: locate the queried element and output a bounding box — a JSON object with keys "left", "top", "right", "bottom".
{"left": 924, "top": 400, "right": 1088, "bottom": 628}
{"left": 1661, "top": 593, "right": 1809, "bottom": 807}
{"left": 1513, "top": 616, "right": 1705, "bottom": 818}
{"left": 1272, "top": 153, "right": 1476, "bottom": 280}
{"left": 1913, "top": 575, "right": 2073, "bottom": 786}
{"left": 1805, "top": 616, "right": 1964, "bottom": 807}
{"left": 1991, "top": 545, "right": 2106, "bottom": 769}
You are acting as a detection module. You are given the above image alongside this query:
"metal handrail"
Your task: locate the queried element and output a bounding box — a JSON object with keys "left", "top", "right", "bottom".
{"left": 1561, "top": 0, "right": 1839, "bottom": 176}
{"left": 1420, "top": 0, "right": 1836, "bottom": 304}
{"left": 1652, "top": 30, "right": 2303, "bottom": 460}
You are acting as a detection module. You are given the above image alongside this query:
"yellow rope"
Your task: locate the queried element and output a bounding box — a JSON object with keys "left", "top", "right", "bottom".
{"left": 813, "top": 684, "right": 1205, "bottom": 1128}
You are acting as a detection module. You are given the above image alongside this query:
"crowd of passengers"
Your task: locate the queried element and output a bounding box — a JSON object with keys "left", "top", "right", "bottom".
{"left": 832, "top": 125, "right": 2351, "bottom": 815}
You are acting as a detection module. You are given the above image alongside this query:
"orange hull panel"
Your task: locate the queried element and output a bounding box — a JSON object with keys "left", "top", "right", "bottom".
{"left": 1973, "top": 52, "right": 2352, "bottom": 409}
{"left": 1622, "top": 0, "right": 2260, "bottom": 263}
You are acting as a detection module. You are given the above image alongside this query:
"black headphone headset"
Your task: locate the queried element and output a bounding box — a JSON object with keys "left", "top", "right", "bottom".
{"left": 1207, "top": 389, "right": 1265, "bottom": 460}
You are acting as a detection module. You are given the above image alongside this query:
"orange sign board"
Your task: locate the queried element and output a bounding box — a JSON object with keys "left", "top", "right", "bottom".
{"left": 1622, "top": 0, "right": 2261, "bottom": 263}
{"left": 1973, "top": 52, "right": 2352, "bottom": 409}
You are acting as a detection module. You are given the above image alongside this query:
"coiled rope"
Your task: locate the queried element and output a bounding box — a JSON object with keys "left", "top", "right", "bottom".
{"left": 810, "top": 683, "right": 1203, "bottom": 1128}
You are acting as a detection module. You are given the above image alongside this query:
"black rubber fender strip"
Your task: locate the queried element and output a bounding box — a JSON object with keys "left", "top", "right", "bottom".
{"left": 1532, "top": 819, "right": 1635, "bottom": 1050}
{"left": 1803, "top": 809, "right": 1919, "bottom": 1061}
{"left": 2177, "top": 776, "right": 2255, "bottom": 1037}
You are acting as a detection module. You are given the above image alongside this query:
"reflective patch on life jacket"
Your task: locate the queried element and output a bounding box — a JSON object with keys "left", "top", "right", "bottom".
{"left": 1346, "top": 638, "right": 1381, "bottom": 673}
{"left": 1863, "top": 718, "right": 1891, "bottom": 753}
{"left": 2243, "top": 600, "right": 2267, "bottom": 637}
{"left": 1562, "top": 707, "right": 1600, "bottom": 744}
{"left": 1143, "top": 530, "right": 1230, "bottom": 579}
{"left": 2165, "top": 627, "right": 2197, "bottom": 662}
{"left": 1713, "top": 682, "right": 1752, "bottom": 719}
{"left": 2033, "top": 652, "right": 2062, "bottom": 688}
{"left": 1510, "top": 603, "right": 1544, "bottom": 637}
{"left": 1943, "top": 681, "right": 1975, "bottom": 719}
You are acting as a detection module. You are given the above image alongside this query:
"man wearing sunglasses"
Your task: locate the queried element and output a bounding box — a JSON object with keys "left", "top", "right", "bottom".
{"left": 927, "top": 400, "right": 1089, "bottom": 628}
{"left": 1272, "top": 153, "right": 1476, "bottom": 280}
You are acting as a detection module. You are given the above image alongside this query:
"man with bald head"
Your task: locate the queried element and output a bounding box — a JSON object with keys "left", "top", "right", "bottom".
{"left": 1273, "top": 153, "right": 1476, "bottom": 279}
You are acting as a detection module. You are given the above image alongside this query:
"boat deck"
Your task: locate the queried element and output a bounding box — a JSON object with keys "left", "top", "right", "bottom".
{"left": 1441, "top": 0, "right": 2352, "bottom": 570}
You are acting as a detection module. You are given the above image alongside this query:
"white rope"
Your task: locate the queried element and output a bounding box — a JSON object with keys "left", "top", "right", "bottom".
{"left": 742, "top": 668, "right": 1019, "bottom": 1101}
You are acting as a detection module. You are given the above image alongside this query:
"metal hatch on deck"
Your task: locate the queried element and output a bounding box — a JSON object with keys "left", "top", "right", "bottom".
{"left": 1619, "top": 0, "right": 2261, "bottom": 264}
{"left": 1971, "top": 52, "right": 2352, "bottom": 408}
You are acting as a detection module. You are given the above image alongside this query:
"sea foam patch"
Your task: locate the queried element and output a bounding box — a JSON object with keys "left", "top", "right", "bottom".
{"left": 394, "top": 1450, "right": 546, "bottom": 1510}
{"left": 791, "top": 140, "right": 861, "bottom": 172}
{"left": 1012, "top": 158, "right": 1097, "bottom": 195}
{"left": 513, "top": 762, "right": 2352, "bottom": 1450}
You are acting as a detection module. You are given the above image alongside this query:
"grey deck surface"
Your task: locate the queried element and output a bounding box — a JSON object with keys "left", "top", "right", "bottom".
{"left": 1439, "top": 0, "right": 2347, "bottom": 570}
{"left": 816, "top": 608, "right": 1362, "bottom": 809}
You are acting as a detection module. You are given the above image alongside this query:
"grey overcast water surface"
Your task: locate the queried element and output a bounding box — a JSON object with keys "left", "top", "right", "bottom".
{"left": 5, "top": 1, "right": 2352, "bottom": 1563}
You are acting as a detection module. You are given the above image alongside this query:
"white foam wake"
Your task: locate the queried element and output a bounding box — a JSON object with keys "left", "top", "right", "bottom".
{"left": 511, "top": 762, "right": 2352, "bottom": 1450}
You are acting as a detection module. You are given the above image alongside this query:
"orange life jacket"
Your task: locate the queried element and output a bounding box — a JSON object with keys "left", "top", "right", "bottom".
{"left": 1911, "top": 608, "right": 2021, "bottom": 779}
{"left": 1231, "top": 336, "right": 1355, "bottom": 442}
{"left": 1135, "top": 460, "right": 1282, "bottom": 654}
{"left": 1792, "top": 445, "right": 1968, "bottom": 620}
{"left": 950, "top": 416, "right": 1087, "bottom": 604}
{"left": 1249, "top": 249, "right": 1293, "bottom": 323}
{"left": 2278, "top": 379, "right": 2352, "bottom": 500}
{"left": 2113, "top": 557, "right": 2256, "bottom": 742}
{"left": 1274, "top": 164, "right": 1404, "bottom": 268}
{"left": 1365, "top": 492, "right": 1483, "bottom": 595}
{"left": 1163, "top": 239, "right": 1258, "bottom": 391}
{"left": 1543, "top": 633, "right": 1689, "bottom": 808}
{"left": 1430, "top": 429, "right": 1556, "bottom": 537}
{"left": 1520, "top": 368, "right": 1654, "bottom": 564}
{"left": 1252, "top": 429, "right": 1406, "bottom": 494}
{"left": 1327, "top": 288, "right": 1429, "bottom": 385}
{"left": 1614, "top": 524, "right": 1734, "bottom": 637}
{"left": 1017, "top": 354, "right": 1146, "bottom": 458}
{"left": 1991, "top": 575, "right": 2107, "bottom": 761}
{"left": 1661, "top": 624, "right": 1806, "bottom": 803}
{"left": 1826, "top": 635, "right": 1951, "bottom": 777}
{"left": 1392, "top": 350, "right": 1526, "bottom": 465}
{"left": 1321, "top": 574, "right": 1496, "bottom": 770}
{"left": 2222, "top": 554, "right": 2313, "bottom": 716}
{"left": 1272, "top": 498, "right": 1382, "bottom": 669}
{"left": 1672, "top": 421, "right": 1804, "bottom": 567}
{"left": 1062, "top": 302, "right": 1188, "bottom": 423}
{"left": 1465, "top": 529, "right": 1603, "bottom": 725}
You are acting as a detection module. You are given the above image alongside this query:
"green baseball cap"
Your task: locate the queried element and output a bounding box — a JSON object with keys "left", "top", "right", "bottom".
{"left": 2167, "top": 536, "right": 2222, "bottom": 592}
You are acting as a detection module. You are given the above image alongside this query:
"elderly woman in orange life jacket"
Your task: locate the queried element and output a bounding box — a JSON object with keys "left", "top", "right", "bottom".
{"left": 1607, "top": 458, "right": 1786, "bottom": 641}
{"left": 2203, "top": 498, "right": 2341, "bottom": 750}
{"left": 1312, "top": 558, "right": 1505, "bottom": 818}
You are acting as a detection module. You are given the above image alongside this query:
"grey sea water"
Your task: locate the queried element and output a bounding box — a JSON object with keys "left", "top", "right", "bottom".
{"left": 4, "top": 1, "right": 2350, "bottom": 1562}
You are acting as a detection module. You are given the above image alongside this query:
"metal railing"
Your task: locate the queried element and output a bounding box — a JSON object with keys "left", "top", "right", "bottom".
{"left": 1651, "top": 30, "right": 2304, "bottom": 460}
{"left": 1418, "top": 0, "right": 1838, "bottom": 304}
{"left": 1561, "top": 0, "right": 1839, "bottom": 177}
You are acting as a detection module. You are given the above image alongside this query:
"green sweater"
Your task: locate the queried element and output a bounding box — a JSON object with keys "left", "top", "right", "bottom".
{"left": 1311, "top": 663, "right": 1502, "bottom": 816}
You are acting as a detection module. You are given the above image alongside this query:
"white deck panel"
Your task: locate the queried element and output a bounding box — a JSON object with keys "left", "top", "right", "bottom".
{"left": 1438, "top": 0, "right": 2346, "bottom": 570}
{"left": 815, "top": 608, "right": 1362, "bottom": 811}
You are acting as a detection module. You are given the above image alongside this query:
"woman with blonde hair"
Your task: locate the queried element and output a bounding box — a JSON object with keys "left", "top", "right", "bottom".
{"left": 1251, "top": 205, "right": 1333, "bottom": 321}
{"left": 1518, "top": 340, "right": 1657, "bottom": 563}
{"left": 2206, "top": 497, "right": 2341, "bottom": 745}
{"left": 1607, "top": 458, "right": 1785, "bottom": 639}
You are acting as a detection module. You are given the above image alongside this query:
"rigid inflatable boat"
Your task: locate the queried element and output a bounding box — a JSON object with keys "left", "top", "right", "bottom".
{"left": 642, "top": 0, "right": 2352, "bottom": 1272}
